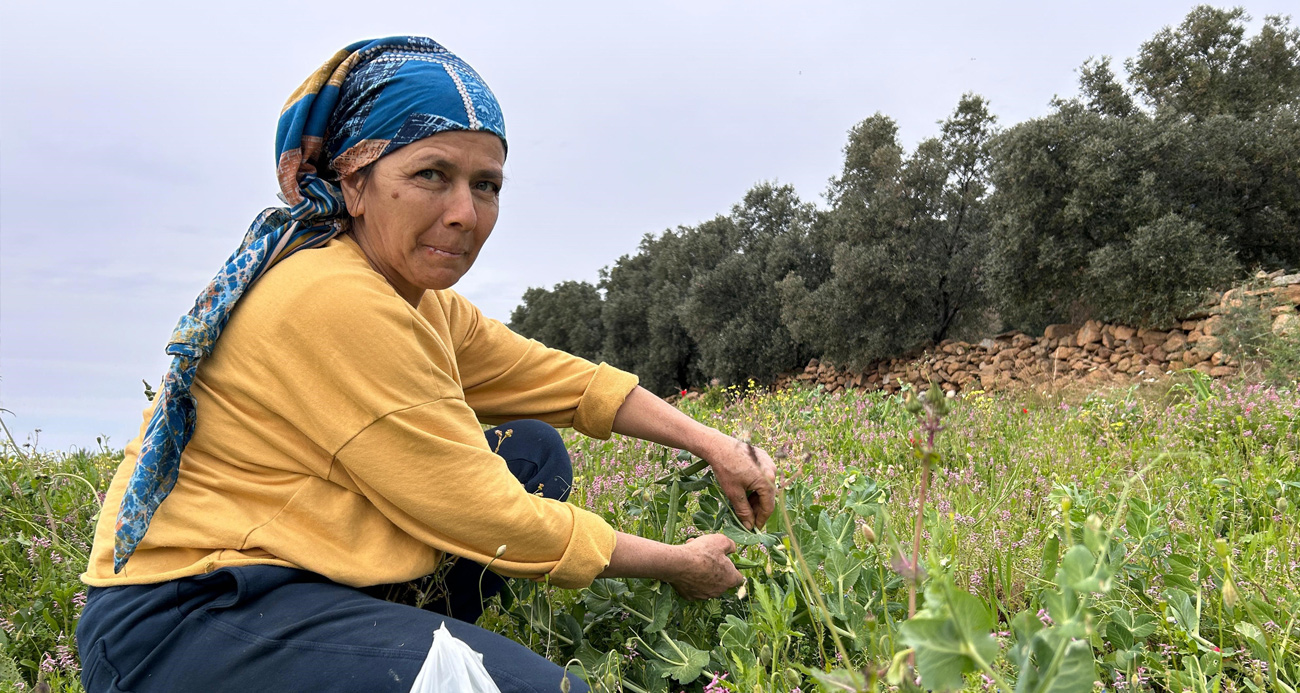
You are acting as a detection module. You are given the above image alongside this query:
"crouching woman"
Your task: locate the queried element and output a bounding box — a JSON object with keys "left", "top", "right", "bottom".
{"left": 75, "top": 37, "right": 776, "bottom": 693}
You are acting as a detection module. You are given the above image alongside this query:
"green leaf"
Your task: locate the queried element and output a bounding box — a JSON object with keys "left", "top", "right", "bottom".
{"left": 1163, "top": 573, "right": 1199, "bottom": 592}
{"left": 1130, "top": 614, "right": 1157, "bottom": 640}
{"left": 899, "top": 583, "right": 997, "bottom": 691}
{"left": 556, "top": 612, "right": 584, "bottom": 647}
{"left": 572, "top": 641, "right": 615, "bottom": 675}
{"left": 885, "top": 648, "right": 913, "bottom": 686}
{"left": 1008, "top": 609, "right": 1044, "bottom": 673}
{"left": 840, "top": 599, "right": 872, "bottom": 650}
{"left": 1234, "top": 621, "right": 1269, "bottom": 660}
{"left": 1057, "top": 545, "right": 1097, "bottom": 591}
{"left": 900, "top": 617, "right": 970, "bottom": 690}
{"left": 646, "top": 582, "right": 675, "bottom": 634}
{"left": 691, "top": 510, "right": 723, "bottom": 532}
{"left": 807, "top": 666, "right": 872, "bottom": 691}
{"left": 1124, "top": 498, "right": 1153, "bottom": 538}
{"left": 1040, "top": 535, "right": 1061, "bottom": 581}
{"left": 792, "top": 516, "right": 825, "bottom": 567}
{"left": 1106, "top": 613, "right": 1136, "bottom": 652}
{"left": 718, "top": 614, "right": 755, "bottom": 650}
{"left": 825, "top": 548, "right": 864, "bottom": 597}
{"left": 1082, "top": 520, "right": 1108, "bottom": 556}
{"left": 652, "top": 634, "right": 711, "bottom": 684}
{"left": 1026, "top": 633, "right": 1097, "bottom": 693}
{"left": 0, "top": 652, "right": 20, "bottom": 685}
{"left": 1166, "top": 553, "right": 1195, "bottom": 577}
{"left": 583, "top": 579, "right": 630, "bottom": 617}
{"left": 1106, "top": 608, "right": 1157, "bottom": 652}
{"left": 817, "top": 510, "right": 855, "bottom": 552}
{"left": 720, "top": 523, "right": 770, "bottom": 546}
{"left": 1163, "top": 588, "right": 1198, "bottom": 637}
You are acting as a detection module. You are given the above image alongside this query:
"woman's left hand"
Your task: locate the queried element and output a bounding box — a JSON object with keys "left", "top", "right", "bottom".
{"left": 610, "top": 385, "right": 778, "bottom": 530}
{"left": 703, "top": 434, "right": 777, "bottom": 530}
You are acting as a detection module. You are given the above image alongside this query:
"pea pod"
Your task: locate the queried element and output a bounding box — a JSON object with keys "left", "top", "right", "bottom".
{"left": 654, "top": 458, "right": 710, "bottom": 484}
{"left": 664, "top": 479, "right": 681, "bottom": 543}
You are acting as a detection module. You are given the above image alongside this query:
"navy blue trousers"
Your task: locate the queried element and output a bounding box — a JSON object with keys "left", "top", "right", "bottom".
{"left": 76, "top": 420, "right": 589, "bottom": 693}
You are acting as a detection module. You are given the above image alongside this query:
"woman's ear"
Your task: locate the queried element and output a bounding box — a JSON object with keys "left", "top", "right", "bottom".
{"left": 340, "top": 169, "right": 368, "bottom": 218}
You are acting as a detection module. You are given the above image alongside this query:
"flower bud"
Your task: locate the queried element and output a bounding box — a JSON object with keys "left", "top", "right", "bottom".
{"left": 1060, "top": 497, "right": 1072, "bottom": 513}
{"left": 495, "top": 544, "right": 508, "bottom": 558}
{"left": 862, "top": 524, "right": 877, "bottom": 545}
{"left": 1222, "top": 579, "right": 1239, "bottom": 609}
{"left": 1214, "top": 538, "right": 1228, "bottom": 560}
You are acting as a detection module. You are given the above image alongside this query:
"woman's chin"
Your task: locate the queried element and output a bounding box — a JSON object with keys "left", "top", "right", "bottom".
{"left": 418, "top": 267, "right": 470, "bottom": 292}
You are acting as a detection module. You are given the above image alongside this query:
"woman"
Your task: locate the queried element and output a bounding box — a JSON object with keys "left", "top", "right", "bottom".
{"left": 76, "top": 36, "right": 777, "bottom": 692}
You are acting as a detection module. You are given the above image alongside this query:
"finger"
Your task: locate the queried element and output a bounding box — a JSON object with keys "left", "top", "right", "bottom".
{"left": 728, "top": 568, "right": 745, "bottom": 589}
{"left": 720, "top": 562, "right": 744, "bottom": 591}
{"left": 747, "top": 493, "right": 765, "bottom": 530}
{"left": 752, "top": 486, "right": 777, "bottom": 529}
{"left": 720, "top": 535, "right": 737, "bottom": 554}
{"left": 727, "top": 486, "right": 756, "bottom": 529}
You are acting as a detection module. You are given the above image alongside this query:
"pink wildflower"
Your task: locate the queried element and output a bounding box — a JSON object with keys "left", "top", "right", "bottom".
{"left": 703, "top": 671, "right": 730, "bottom": 693}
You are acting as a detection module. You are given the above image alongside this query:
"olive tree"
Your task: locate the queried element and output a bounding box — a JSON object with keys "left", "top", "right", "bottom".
{"left": 678, "top": 183, "right": 818, "bottom": 385}
{"left": 508, "top": 280, "right": 606, "bottom": 362}
{"left": 781, "top": 95, "right": 997, "bottom": 368}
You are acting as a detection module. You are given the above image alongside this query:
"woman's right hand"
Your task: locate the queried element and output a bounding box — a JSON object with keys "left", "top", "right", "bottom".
{"left": 666, "top": 534, "right": 744, "bottom": 600}
{"left": 599, "top": 531, "right": 744, "bottom": 600}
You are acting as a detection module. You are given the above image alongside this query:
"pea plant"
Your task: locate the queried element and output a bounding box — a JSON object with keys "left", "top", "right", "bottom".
{"left": 5, "top": 377, "right": 1299, "bottom": 692}
{"left": 497, "top": 447, "right": 888, "bottom": 693}
{"left": 491, "top": 382, "right": 1299, "bottom": 693}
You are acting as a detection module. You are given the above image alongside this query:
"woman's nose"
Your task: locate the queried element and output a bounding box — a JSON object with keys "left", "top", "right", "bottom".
{"left": 442, "top": 183, "right": 478, "bottom": 231}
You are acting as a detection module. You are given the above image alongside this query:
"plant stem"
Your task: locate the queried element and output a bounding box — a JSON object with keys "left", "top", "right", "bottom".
{"left": 908, "top": 451, "right": 932, "bottom": 620}
{"left": 777, "top": 488, "right": 862, "bottom": 689}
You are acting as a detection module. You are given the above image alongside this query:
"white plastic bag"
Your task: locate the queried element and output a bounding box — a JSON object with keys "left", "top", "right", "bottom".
{"left": 409, "top": 623, "right": 503, "bottom": 693}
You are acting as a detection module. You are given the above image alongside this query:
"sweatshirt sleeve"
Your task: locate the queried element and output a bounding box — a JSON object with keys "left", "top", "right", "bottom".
{"left": 333, "top": 397, "right": 617, "bottom": 588}
{"left": 433, "top": 291, "right": 639, "bottom": 439}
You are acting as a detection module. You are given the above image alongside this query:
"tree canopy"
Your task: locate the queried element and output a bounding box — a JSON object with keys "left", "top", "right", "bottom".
{"left": 508, "top": 5, "right": 1300, "bottom": 394}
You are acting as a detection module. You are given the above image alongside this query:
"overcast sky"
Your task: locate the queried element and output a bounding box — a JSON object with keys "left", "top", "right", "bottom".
{"left": 2, "top": 0, "right": 1294, "bottom": 450}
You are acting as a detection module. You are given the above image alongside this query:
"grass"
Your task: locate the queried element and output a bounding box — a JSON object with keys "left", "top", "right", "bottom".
{"left": 2, "top": 373, "right": 1298, "bottom": 691}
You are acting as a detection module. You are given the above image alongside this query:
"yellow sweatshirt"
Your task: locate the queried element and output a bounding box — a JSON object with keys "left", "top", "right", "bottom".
{"left": 82, "top": 235, "right": 637, "bottom": 590}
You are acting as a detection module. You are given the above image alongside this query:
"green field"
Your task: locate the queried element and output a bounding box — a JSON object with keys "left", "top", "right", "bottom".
{"left": 3, "top": 374, "right": 1298, "bottom": 692}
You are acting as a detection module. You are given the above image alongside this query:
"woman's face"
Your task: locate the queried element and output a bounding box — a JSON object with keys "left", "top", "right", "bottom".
{"left": 341, "top": 130, "right": 505, "bottom": 305}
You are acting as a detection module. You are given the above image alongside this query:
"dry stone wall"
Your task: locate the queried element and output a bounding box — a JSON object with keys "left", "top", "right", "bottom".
{"left": 772, "top": 271, "right": 1300, "bottom": 396}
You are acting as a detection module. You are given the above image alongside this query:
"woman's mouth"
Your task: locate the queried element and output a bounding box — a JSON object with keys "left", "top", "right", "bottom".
{"left": 424, "top": 245, "right": 464, "bottom": 258}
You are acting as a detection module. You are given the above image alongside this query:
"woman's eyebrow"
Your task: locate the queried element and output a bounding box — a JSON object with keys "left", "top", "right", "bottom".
{"left": 411, "top": 156, "right": 502, "bottom": 180}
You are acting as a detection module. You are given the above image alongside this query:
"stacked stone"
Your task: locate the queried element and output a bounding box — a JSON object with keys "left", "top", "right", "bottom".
{"left": 772, "top": 271, "right": 1300, "bottom": 396}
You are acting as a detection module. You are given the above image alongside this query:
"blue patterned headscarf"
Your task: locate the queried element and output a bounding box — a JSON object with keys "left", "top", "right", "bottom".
{"left": 114, "top": 36, "right": 507, "bottom": 572}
